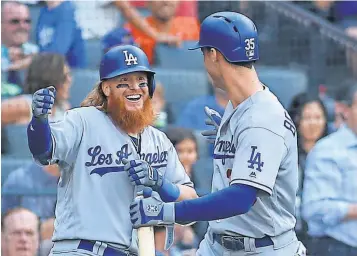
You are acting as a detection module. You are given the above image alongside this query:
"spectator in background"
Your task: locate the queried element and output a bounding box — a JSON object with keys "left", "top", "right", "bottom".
{"left": 74, "top": 0, "right": 182, "bottom": 47}
{"left": 1, "top": 207, "right": 40, "bottom": 256}
{"left": 73, "top": 0, "right": 122, "bottom": 40}
{"left": 1, "top": 1, "right": 38, "bottom": 87}
{"left": 165, "top": 126, "right": 212, "bottom": 242}
{"left": 333, "top": 1, "right": 357, "bottom": 28}
{"left": 176, "top": 76, "right": 228, "bottom": 131}
{"left": 288, "top": 93, "right": 329, "bottom": 250}
{"left": 165, "top": 127, "right": 198, "bottom": 179}
{"left": 1, "top": 53, "right": 72, "bottom": 126}
{"left": 125, "top": 0, "right": 200, "bottom": 64}
{"left": 289, "top": 93, "right": 329, "bottom": 173}
{"left": 102, "top": 27, "right": 135, "bottom": 54}
{"left": 152, "top": 82, "right": 173, "bottom": 130}
{"left": 129, "top": 0, "right": 198, "bottom": 18}
{"left": 1, "top": 162, "right": 59, "bottom": 221}
{"left": 36, "top": 0, "right": 86, "bottom": 68}
{"left": 155, "top": 126, "right": 199, "bottom": 255}
{"left": 302, "top": 83, "right": 357, "bottom": 256}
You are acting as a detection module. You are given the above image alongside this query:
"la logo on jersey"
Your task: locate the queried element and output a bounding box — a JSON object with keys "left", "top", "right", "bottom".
{"left": 247, "top": 146, "right": 264, "bottom": 178}
{"left": 123, "top": 50, "right": 138, "bottom": 66}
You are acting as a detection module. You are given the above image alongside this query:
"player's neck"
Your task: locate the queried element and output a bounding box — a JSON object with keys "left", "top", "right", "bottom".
{"left": 223, "top": 66, "right": 263, "bottom": 108}
{"left": 128, "top": 132, "right": 139, "bottom": 138}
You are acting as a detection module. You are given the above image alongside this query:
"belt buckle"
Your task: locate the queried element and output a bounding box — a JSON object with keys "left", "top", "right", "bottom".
{"left": 221, "top": 235, "right": 244, "bottom": 251}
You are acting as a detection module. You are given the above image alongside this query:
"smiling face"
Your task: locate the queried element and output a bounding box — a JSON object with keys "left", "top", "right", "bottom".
{"left": 101, "top": 71, "right": 155, "bottom": 133}
{"left": 103, "top": 71, "right": 150, "bottom": 112}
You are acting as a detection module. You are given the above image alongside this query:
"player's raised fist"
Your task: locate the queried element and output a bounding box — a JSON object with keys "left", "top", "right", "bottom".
{"left": 32, "top": 86, "right": 56, "bottom": 119}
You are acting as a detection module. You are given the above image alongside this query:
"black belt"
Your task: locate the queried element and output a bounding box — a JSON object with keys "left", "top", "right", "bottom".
{"left": 78, "top": 240, "right": 135, "bottom": 256}
{"left": 212, "top": 233, "right": 273, "bottom": 251}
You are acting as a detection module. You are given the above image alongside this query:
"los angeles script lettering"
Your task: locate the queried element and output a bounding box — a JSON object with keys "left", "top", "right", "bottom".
{"left": 85, "top": 144, "right": 168, "bottom": 167}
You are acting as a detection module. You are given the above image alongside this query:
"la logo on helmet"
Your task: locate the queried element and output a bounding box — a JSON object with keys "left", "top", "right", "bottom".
{"left": 123, "top": 50, "right": 138, "bottom": 66}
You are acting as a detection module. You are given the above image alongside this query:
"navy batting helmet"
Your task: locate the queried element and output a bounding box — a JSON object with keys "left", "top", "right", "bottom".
{"left": 100, "top": 45, "right": 156, "bottom": 97}
{"left": 189, "top": 12, "right": 259, "bottom": 63}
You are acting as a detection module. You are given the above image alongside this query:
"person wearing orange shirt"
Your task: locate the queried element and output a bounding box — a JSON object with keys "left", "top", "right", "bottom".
{"left": 124, "top": 0, "right": 200, "bottom": 64}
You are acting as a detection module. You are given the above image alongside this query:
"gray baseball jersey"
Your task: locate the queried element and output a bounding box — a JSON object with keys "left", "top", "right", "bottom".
{"left": 209, "top": 87, "right": 298, "bottom": 238}
{"left": 46, "top": 106, "right": 193, "bottom": 249}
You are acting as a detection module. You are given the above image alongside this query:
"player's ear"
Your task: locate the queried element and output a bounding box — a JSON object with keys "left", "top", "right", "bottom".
{"left": 101, "top": 81, "right": 110, "bottom": 97}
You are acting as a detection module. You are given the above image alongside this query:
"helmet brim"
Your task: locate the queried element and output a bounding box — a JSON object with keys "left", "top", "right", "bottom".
{"left": 188, "top": 41, "right": 202, "bottom": 50}
{"left": 101, "top": 66, "right": 155, "bottom": 80}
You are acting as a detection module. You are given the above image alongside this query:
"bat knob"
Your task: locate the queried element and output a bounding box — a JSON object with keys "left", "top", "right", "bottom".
{"left": 137, "top": 187, "right": 153, "bottom": 198}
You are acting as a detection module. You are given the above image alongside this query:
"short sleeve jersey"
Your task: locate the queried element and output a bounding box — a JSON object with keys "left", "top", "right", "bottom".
{"left": 209, "top": 88, "right": 298, "bottom": 238}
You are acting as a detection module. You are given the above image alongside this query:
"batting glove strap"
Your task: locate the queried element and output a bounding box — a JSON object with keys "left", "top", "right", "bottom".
{"left": 162, "top": 202, "right": 175, "bottom": 224}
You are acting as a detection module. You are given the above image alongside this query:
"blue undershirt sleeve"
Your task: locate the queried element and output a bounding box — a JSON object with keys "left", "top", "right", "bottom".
{"left": 174, "top": 184, "right": 258, "bottom": 222}
{"left": 157, "top": 178, "right": 180, "bottom": 202}
{"left": 27, "top": 117, "right": 53, "bottom": 164}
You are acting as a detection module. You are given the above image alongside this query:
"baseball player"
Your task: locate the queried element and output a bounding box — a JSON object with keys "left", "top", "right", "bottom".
{"left": 27, "top": 45, "right": 197, "bottom": 256}
{"left": 129, "top": 12, "right": 307, "bottom": 256}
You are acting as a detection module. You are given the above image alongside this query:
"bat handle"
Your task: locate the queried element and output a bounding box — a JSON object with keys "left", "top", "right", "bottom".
{"left": 138, "top": 225, "right": 155, "bottom": 256}
{"left": 137, "top": 194, "right": 156, "bottom": 256}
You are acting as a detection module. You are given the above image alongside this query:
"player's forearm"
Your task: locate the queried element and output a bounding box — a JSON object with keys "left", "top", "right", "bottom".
{"left": 302, "top": 200, "right": 350, "bottom": 226}
{"left": 174, "top": 184, "right": 257, "bottom": 223}
{"left": 27, "top": 116, "right": 53, "bottom": 164}
{"left": 114, "top": 0, "right": 158, "bottom": 39}
{"left": 176, "top": 184, "right": 198, "bottom": 202}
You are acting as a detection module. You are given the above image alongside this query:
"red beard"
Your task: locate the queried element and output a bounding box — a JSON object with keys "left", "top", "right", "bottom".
{"left": 107, "top": 97, "right": 156, "bottom": 134}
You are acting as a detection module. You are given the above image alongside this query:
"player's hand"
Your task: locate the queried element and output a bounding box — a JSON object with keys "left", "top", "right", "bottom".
{"left": 130, "top": 187, "right": 175, "bottom": 228}
{"left": 123, "top": 159, "right": 164, "bottom": 189}
{"left": 201, "top": 106, "right": 222, "bottom": 144}
{"left": 32, "top": 86, "right": 56, "bottom": 120}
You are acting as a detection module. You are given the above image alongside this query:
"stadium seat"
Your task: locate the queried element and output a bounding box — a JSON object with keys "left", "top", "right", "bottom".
{"left": 3, "top": 125, "right": 32, "bottom": 158}
{"left": 69, "top": 69, "right": 99, "bottom": 108}
{"left": 154, "top": 68, "right": 209, "bottom": 103}
{"left": 256, "top": 66, "right": 308, "bottom": 108}
{"left": 1, "top": 157, "right": 33, "bottom": 185}
{"left": 85, "top": 39, "right": 102, "bottom": 69}
{"left": 155, "top": 41, "right": 205, "bottom": 70}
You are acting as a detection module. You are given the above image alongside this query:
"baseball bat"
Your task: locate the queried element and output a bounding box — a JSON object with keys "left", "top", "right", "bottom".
{"left": 137, "top": 188, "right": 155, "bottom": 256}
{"left": 122, "top": 159, "right": 156, "bottom": 255}
{"left": 137, "top": 216, "right": 155, "bottom": 256}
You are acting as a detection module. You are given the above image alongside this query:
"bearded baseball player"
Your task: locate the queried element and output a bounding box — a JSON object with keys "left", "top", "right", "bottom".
{"left": 129, "top": 12, "right": 307, "bottom": 256}
{"left": 27, "top": 45, "right": 197, "bottom": 256}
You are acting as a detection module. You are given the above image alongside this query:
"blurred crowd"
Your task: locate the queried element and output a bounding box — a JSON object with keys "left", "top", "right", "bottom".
{"left": 1, "top": 1, "right": 357, "bottom": 256}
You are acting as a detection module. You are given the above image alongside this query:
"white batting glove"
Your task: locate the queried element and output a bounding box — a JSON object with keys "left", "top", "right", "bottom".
{"left": 201, "top": 106, "right": 222, "bottom": 144}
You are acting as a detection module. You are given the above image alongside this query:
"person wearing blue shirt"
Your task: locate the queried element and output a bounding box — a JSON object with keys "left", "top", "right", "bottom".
{"left": 36, "top": 1, "right": 86, "bottom": 68}
{"left": 176, "top": 86, "right": 227, "bottom": 131}
{"left": 302, "top": 82, "right": 357, "bottom": 256}
{"left": 176, "top": 83, "right": 228, "bottom": 157}
{"left": 2, "top": 162, "right": 59, "bottom": 221}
